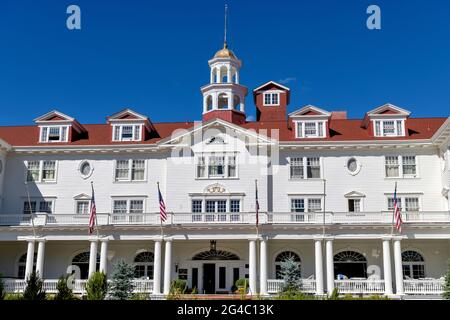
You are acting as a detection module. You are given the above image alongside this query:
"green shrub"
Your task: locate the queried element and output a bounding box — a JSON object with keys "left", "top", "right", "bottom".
{"left": 109, "top": 260, "right": 135, "bottom": 300}
{"left": 86, "top": 272, "right": 107, "bottom": 300}
{"left": 4, "top": 293, "right": 23, "bottom": 300}
{"left": 23, "top": 271, "right": 46, "bottom": 300}
{"left": 55, "top": 276, "right": 74, "bottom": 300}
{"left": 328, "top": 287, "right": 340, "bottom": 300}
{"left": 444, "top": 259, "right": 450, "bottom": 300}
{"left": 170, "top": 279, "right": 187, "bottom": 294}
{"left": 0, "top": 273, "right": 4, "bottom": 300}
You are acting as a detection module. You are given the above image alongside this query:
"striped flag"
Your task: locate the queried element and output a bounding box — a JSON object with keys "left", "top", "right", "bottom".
{"left": 393, "top": 182, "right": 402, "bottom": 233}
{"left": 255, "top": 180, "right": 260, "bottom": 226}
{"left": 88, "top": 182, "right": 97, "bottom": 234}
{"left": 158, "top": 183, "right": 167, "bottom": 222}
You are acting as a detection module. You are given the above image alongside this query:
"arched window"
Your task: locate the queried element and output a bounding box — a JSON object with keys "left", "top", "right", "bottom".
{"left": 206, "top": 95, "right": 213, "bottom": 111}
{"left": 134, "top": 251, "right": 154, "bottom": 279}
{"left": 218, "top": 93, "right": 228, "bottom": 109}
{"left": 220, "top": 66, "right": 228, "bottom": 83}
{"left": 334, "top": 251, "right": 367, "bottom": 279}
{"left": 17, "top": 253, "right": 37, "bottom": 279}
{"left": 233, "top": 95, "right": 241, "bottom": 110}
{"left": 72, "top": 251, "right": 100, "bottom": 280}
{"left": 275, "top": 251, "right": 301, "bottom": 279}
{"left": 192, "top": 250, "right": 240, "bottom": 261}
{"left": 402, "top": 250, "right": 425, "bottom": 279}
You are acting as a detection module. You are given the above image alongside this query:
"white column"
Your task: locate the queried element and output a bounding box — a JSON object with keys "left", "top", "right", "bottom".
{"left": 24, "top": 240, "right": 35, "bottom": 280}
{"left": 88, "top": 240, "right": 98, "bottom": 278}
{"left": 210, "top": 69, "right": 214, "bottom": 83}
{"left": 35, "top": 239, "right": 46, "bottom": 279}
{"left": 259, "top": 238, "right": 268, "bottom": 296}
{"left": 314, "top": 239, "right": 324, "bottom": 295}
{"left": 227, "top": 67, "right": 232, "bottom": 83}
{"left": 213, "top": 93, "right": 218, "bottom": 110}
{"left": 235, "top": 70, "right": 239, "bottom": 84}
{"left": 203, "top": 96, "right": 207, "bottom": 113}
{"left": 163, "top": 239, "right": 172, "bottom": 295}
{"left": 228, "top": 93, "right": 233, "bottom": 110}
{"left": 325, "top": 238, "right": 334, "bottom": 294}
{"left": 153, "top": 239, "right": 162, "bottom": 295}
{"left": 393, "top": 238, "right": 404, "bottom": 295}
{"left": 99, "top": 239, "right": 109, "bottom": 274}
{"left": 248, "top": 239, "right": 257, "bottom": 295}
{"left": 382, "top": 238, "right": 393, "bottom": 295}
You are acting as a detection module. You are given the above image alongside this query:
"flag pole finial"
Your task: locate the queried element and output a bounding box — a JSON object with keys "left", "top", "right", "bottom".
{"left": 224, "top": 4, "right": 228, "bottom": 48}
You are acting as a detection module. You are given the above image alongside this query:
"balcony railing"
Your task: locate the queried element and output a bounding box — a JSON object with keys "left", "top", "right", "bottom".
{"left": 334, "top": 279, "right": 385, "bottom": 295}
{"left": 2, "top": 279, "right": 154, "bottom": 295}
{"left": 404, "top": 279, "right": 445, "bottom": 295}
{"left": 0, "top": 211, "right": 449, "bottom": 227}
{"left": 267, "top": 279, "right": 316, "bottom": 294}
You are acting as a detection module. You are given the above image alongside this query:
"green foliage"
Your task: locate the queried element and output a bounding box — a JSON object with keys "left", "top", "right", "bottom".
{"left": 86, "top": 271, "right": 107, "bottom": 300}
{"left": 325, "top": 288, "right": 389, "bottom": 300}
{"left": 444, "top": 259, "right": 450, "bottom": 300}
{"left": 0, "top": 273, "right": 4, "bottom": 300}
{"left": 23, "top": 271, "right": 46, "bottom": 300}
{"left": 55, "top": 276, "right": 74, "bottom": 300}
{"left": 234, "top": 278, "right": 248, "bottom": 297}
{"left": 276, "top": 292, "right": 317, "bottom": 300}
{"left": 131, "top": 293, "right": 149, "bottom": 300}
{"left": 4, "top": 293, "right": 23, "bottom": 300}
{"left": 108, "top": 260, "right": 135, "bottom": 300}
{"left": 279, "top": 257, "right": 303, "bottom": 294}
{"left": 328, "top": 287, "right": 340, "bottom": 300}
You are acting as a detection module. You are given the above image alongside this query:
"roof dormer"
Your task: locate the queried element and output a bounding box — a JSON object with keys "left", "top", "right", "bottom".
{"left": 107, "top": 108, "right": 155, "bottom": 142}
{"left": 253, "top": 81, "right": 290, "bottom": 122}
{"left": 362, "top": 104, "right": 411, "bottom": 137}
{"left": 289, "top": 105, "right": 331, "bottom": 138}
{"left": 34, "top": 110, "right": 86, "bottom": 143}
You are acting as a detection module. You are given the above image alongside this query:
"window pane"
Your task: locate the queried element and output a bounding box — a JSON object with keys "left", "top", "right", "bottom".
{"left": 196, "top": 157, "right": 206, "bottom": 178}
{"left": 27, "top": 161, "right": 40, "bottom": 182}
{"left": 206, "top": 200, "right": 216, "bottom": 213}
{"left": 113, "top": 200, "right": 127, "bottom": 214}
{"left": 61, "top": 127, "right": 68, "bottom": 142}
{"left": 42, "top": 161, "right": 56, "bottom": 181}
{"left": 208, "top": 156, "right": 225, "bottom": 176}
{"left": 388, "top": 197, "right": 402, "bottom": 211}
{"left": 115, "top": 160, "right": 129, "bottom": 180}
{"left": 308, "top": 199, "right": 322, "bottom": 212}
{"left": 264, "top": 94, "right": 271, "bottom": 105}
{"left": 228, "top": 156, "right": 237, "bottom": 177}
{"left": 121, "top": 126, "right": 133, "bottom": 140}
{"left": 114, "top": 126, "right": 121, "bottom": 141}
{"left": 39, "top": 201, "right": 53, "bottom": 213}
{"left": 130, "top": 200, "right": 144, "bottom": 213}
{"left": 405, "top": 198, "right": 419, "bottom": 211}
{"left": 290, "top": 157, "right": 303, "bottom": 179}
{"left": 402, "top": 156, "right": 416, "bottom": 175}
{"left": 48, "top": 127, "right": 60, "bottom": 141}
{"left": 271, "top": 93, "right": 278, "bottom": 105}
{"left": 318, "top": 122, "right": 324, "bottom": 137}
{"left": 385, "top": 156, "right": 399, "bottom": 177}
{"left": 375, "top": 121, "right": 381, "bottom": 136}
{"left": 304, "top": 123, "right": 317, "bottom": 136}
{"left": 192, "top": 200, "right": 202, "bottom": 213}
{"left": 76, "top": 201, "right": 90, "bottom": 214}
{"left": 132, "top": 160, "right": 145, "bottom": 181}
{"left": 296, "top": 122, "right": 303, "bottom": 138}
{"left": 291, "top": 199, "right": 305, "bottom": 212}
{"left": 134, "top": 125, "right": 141, "bottom": 141}
{"left": 23, "top": 201, "right": 36, "bottom": 214}
{"left": 230, "top": 200, "right": 240, "bottom": 213}
{"left": 396, "top": 121, "right": 403, "bottom": 136}
{"left": 217, "top": 200, "right": 227, "bottom": 213}
{"left": 40, "top": 127, "right": 48, "bottom": 142}
{"left": 307, "top": 157, "right": 320, "bottom": 178}
{"left": 383, "top": 121, "right": 395, "bottom": 136}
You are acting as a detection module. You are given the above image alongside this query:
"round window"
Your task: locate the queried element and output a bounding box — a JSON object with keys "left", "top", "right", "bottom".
{"left": 79, "top": 161, "right": 93, "bottom": 179}
{"left": 346, "top": 157, "right": 361, "bottom": 175}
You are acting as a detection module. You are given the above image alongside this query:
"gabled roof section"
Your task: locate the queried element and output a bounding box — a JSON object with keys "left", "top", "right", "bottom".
{"left": 365, "top": 103, "right": 411, "bottom": 117}
{"left": 34, "top": 110, "right": 75, "bottom": 123}
{"left": 157, "top": 118, "right": 274, "bottom": 147}
{"left": 288, "top": 105, "right": 331, "bottom": 118}
{"left": 0, "top": 138, "right": 11, "bottom": 152}
{"left": 107, "top": 108, "right": 149, "bottom": 122}
{"left": 34, "top": 110, "right": 86, "bottom": 133}
{"left": 253, "top": 81, "right": 290, "bottom": 92}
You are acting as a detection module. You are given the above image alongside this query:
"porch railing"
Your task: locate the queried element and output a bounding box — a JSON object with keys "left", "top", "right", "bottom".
{"left": 267, "top": 279, "right": 316, "bottom": 294}
{"left": 0, "top": 211, "right": 449, "bottom": 226}
{"left": 404, "top": 279, "right": 445, "bottom": 295}
{"left": 334, "top": 279, "right": 385, "bottom": 295}
{"left": 2, "top": 279, "right": 153, "bottom": 295}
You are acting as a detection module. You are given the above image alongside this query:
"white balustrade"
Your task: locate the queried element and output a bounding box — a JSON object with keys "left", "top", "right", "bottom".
{"left": 404, "top": 279, "right": 445, "bottom": 295}
{"left": 266, "top": 279, "right": 316, "bottom": 294}
{"left": 334, "top": 279, "right": 386, "bottom": 294}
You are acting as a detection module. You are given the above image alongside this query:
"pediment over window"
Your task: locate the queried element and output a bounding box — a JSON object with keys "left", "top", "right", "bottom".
{"left": 73, "top": 193, "right": 91, "bottom": 200}
{"left": 365, "top": 103, "right": 411, "bottom": 117}
{"left": 34, "top": 110, "right": 76, "bottom": 123}
{"left": 289, "top": 105, "right": 331, "bottom": 118}
{"left": 344, "top": 191, "right": 366, "bottom": 198}
{"left": 107, "top": 108, "right": 149, "bottom": 122}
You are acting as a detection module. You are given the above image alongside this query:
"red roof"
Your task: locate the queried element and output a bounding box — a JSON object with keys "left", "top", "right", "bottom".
{"left": 0, "top": 118, "right": 446, "bottom": 147}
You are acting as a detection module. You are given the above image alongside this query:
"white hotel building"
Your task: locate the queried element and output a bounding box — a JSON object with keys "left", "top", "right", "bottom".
{"left": 0, "top": 42, "right": 449, "bottom": 298}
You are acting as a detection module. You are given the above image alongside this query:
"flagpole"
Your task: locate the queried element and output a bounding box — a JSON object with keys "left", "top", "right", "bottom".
{"left": 92, "top": 182, "right": 99, "bottom": 239}
{"left": 24, "top": 182, "right": 36, "bottom": 238}
{"left": 157, "top": 182, "right": 164, "bottom": 239}
{"left": 390, "top": 182, "right": 397, "bottom": 237}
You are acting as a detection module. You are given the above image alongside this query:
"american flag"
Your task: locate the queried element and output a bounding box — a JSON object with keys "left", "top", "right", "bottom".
{"left": 158, "top": 184, "right": 167, "bottom": 222}
{"left": 393, "top": 182, "right": 402, "bottom": 233}
{"left": 88, "top": 182, "right": 97, "bottom": 234}
{"left": 255, "top": 180, "right": 259, "bottom": 226}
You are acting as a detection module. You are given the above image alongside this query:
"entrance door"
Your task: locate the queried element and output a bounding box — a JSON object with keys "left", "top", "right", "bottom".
{"left": 203, "top": 263, "right": 216, "bottom": 294}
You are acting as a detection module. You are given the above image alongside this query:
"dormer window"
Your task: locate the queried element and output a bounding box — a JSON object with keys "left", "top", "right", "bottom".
{"left": 113, "top": 124, "right": 142, "bottom": 142}
{"left": 39, "top": 126, "right": 69, "bottom": 143}
{"left": 373, "top": 119, "right": 405, "bottom": 137}
{"left": 263, "top": 92, "right": 279, "bottom": 106}
{"left": 295, "top": 121, "right": 325, "bottom": 138}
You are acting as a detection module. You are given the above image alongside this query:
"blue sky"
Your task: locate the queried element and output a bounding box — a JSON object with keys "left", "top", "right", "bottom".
{"left": 0, "top": 0, "right": 449, "bottom": 126}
